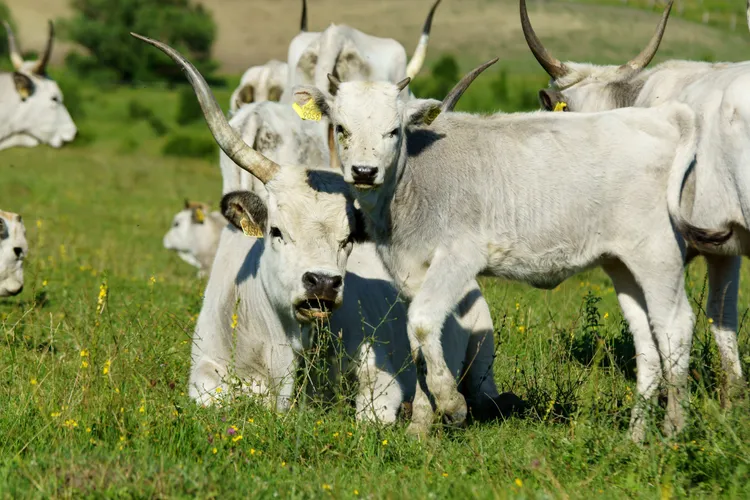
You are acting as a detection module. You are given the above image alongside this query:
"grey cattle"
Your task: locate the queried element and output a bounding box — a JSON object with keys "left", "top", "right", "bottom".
{"left": 0, "top": 21, "right": 76, "bottom": 150}
{"left": 521, "top": 0, "right": 747, "bottom": 396}
{"left": 228, "top": 60, "right": 288, "bottom": 116}
{"left": 133, "top": 34, "right": 516, "bottom": 422}
{"left": 293, "top": 66, "right": 719, "bottom": 441}
{"left": 0, "top": 210, "right": 26, "bottom": 297}
{"left": 163, "top": 201, "right": 226, "bottom": 278}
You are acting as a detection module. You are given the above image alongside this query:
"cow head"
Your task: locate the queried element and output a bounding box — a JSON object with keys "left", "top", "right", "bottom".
{"left": 520, "top": 0, "right": 673, "bottom": 112}
{"left": 229, "top": 60, "right": 288, "bottom": 116}
{"left": 1, "top": 21, "right": 77, "bottom": 150}
{"left": 293, "top": 77, "right": 441, "bottom": 191}
{"left": 0, "top": 211, "right": 27, "bottom": 297}
{"left": 133, "top": 34, "right": 364, "bottom": 324}
{"left": 163, "top": 201, "right": 220, "bottom": 269}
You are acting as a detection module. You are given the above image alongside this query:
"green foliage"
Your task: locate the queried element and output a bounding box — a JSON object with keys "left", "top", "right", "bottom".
{"left": 59, "top": 0, "right": 218, "bottom": 84}
{"left": 162, "top": 133, "right": 216, "bottom": 160}
{"left": 175, "top": 86, "right": 203, "bottom": 126}
{"left": 0, "top": 1, "right": 15, "bottom": 70}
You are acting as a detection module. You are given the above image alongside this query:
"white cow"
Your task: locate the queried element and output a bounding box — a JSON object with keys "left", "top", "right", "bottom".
{"left": 0, "top": 21, "right": 76, "bottom": 150}
{"left": 133, "top": 34, "right": 521, "bottom": 423}
{"left": 228, "top": 60, "right": 288, "bottom": 116}
{"left": 284, "top": 0, "right": 441, "bottom": 99}
{"left": 293, "top": 62, "right": 723, "bottom": 441}
{"left": 0, "top": 210, "right": 27, "bottom": 297}
{"left": 163, "top": 200, "right": 226, "bottom": 278}
{"left": 520, "top": 0, "right": 747, "bottom": 396}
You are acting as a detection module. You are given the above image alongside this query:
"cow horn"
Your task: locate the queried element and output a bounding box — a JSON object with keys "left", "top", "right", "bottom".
{"left": 396, "top": 77, "right": 411, "bottom": 91}
{"left": 520, "top": 0, "right": 568, "bottom": 79}
{"left": 327, "top": 73, "right": 340, "bottom": 93}
{"left": 3, "top": 21, "right": 23, "bottom": 70}
{"left": 300, "top": 0, "right": 308, "bottom": 32}
{"left": 131, "top": 33, "right": 281, "bottom": 184}
{"left": 406, "top": 0, "right": 441, "bottom": 79}
{"left": 620, "top": 0, "right": 673, "bottom": 73}
{"left": 441, "top": 57, "right": 499, "bottom": 113}
{"left": 32, "top": 20, "right": 53, "bottom": 75}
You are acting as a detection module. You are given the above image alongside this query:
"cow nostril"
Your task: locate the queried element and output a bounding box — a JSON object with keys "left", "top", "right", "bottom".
{"left": 352, "top": 166, "right": 377, "bottom": 179}
{"left": 302, "top": 272, "right": 320, "bottom": 289}
{"left": 330, "top": 276, "right": 343, "bottom": 289}
{"left": 13, "top": 247, "right": 23, "bottom": 258}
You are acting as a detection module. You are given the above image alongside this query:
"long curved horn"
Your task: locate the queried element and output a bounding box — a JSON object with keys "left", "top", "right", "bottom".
{"left": 620, "top": 0, "right": 673, "bottom": 73}
{"left": 300, "top": 0, "right": 308, "bottom": 32}
{"left": 441, "top": 57, "right": 499, "bottom": 112}
{"left": 131, "top": 33, "right": 280, "bottom": 184}
{"left": 3, "top": 21, "right": 23, "bottom": 70}
{"left": 32, "top": 20, "right": 54, "bottom": 75}
{"left": 405, "top": 0, "right": 441, "bottom": 79}
{"left": 520, "top": 0, "right": 568, "bottom": 79}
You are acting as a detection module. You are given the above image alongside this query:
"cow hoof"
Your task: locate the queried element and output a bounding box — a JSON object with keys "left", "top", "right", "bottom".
{"left": 439, "top": 394, "right": 468, "bottom": 427}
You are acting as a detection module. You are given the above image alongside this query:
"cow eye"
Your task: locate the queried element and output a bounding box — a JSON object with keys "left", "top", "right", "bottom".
{"left": 172, "top": 221, "right": 179, "bottom": 228}
{"left": 270, "top": 227, "right": 283, "bottom": 240}
{"left": 51, "top": 95, "right": 60, "bottom": 103}
{"left": 336, "top": 125, "right": 349, "bottom": 138}
{"left": 387, "top": 128, "right": 399, "bottom": 138}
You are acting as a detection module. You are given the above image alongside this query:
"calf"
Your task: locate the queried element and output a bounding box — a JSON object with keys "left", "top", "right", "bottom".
{"left": 163, "top": 201, "right": 226, "bottom": 278}
{"left": 0, "top": 210, "right": 26, "bottom": 297}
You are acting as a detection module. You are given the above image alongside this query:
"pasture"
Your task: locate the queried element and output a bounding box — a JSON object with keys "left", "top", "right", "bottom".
{"left": 2, "top": 2, "right": 750, "bottom": 497}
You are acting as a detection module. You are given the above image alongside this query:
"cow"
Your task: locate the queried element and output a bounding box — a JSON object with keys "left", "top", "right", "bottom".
{"left": 228, "top": 60, "right": 288, "bottom": 116}
{"left": 291, "top": 64, "right": 728, "bottom": 441}
{"left": 284, "top": 0, "right": 441, "bottom": 99}
{"left": 0, "top": 21, "right": 76, "bottom": 150}
{"left": 0, "top": 210, "right": 27, "bottom": 297}
{"left": 520, "top": 0, "right": 747, "bottom": 398}
{"left": 163, "top": 201, "right": 227, "bottom": 278}
{"left": 132, "top": 34, "right": 520, "bottom": 423}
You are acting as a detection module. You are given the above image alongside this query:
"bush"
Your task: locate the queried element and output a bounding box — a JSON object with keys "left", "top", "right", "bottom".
{"left": 162, "top": 133, "right": 215, "bottom": 160}
{"left": 55, "top": 75, "right": 87, "bottom": 121}
{"left": 59, "top": 0, "right": 218, "bottom": 84}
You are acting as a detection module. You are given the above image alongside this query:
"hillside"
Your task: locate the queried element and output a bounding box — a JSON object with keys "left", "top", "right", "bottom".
{"left": 5, "top": 0, "right": 748, "bottom": 74}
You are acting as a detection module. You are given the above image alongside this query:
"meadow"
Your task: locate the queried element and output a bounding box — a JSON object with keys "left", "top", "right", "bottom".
{"left": 2, "top": 3, "right": 750, "bottom": 496}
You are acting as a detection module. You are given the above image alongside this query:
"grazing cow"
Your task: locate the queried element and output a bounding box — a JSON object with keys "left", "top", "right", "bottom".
{"left": 0, "top": 210, "right": 27, "bottom": 297}
{"left": 520, "top": 0, "right": 747, "bottom": 395}
{"left": 0, "top": 21, "right": 76, "bottom": 150}
{"left": 285, "top": 0, "right": 441, "bottom": 98}
{"left": 228, "top": 60, "right": 288, "bottom": 116}
{"left": 292, "top": 63, "right": 725, "bottom": 441}
{"left": 133, "top": 34, "right": 518, "bottom": 422}
{"left": 163, "top": 201, "right": 226, "bottom": 278}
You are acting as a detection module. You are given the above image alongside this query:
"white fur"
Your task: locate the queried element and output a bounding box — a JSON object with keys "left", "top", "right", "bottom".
{"left": 228, "top": 60, "right": 288, "bottom": 115}
{"left": 0, "top": 210, "right": 26, "bottom": 297}
{"left": 163, "top": 206, "right": 226, "bottom": 278}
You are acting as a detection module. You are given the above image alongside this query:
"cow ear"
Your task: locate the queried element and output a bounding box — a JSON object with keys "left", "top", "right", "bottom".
{"left": 292, "top": 85, "right": 331, "bottom": 120}
{"left": 0, "top": 218, "right": 6, "bottom": 236}
{"left": 538, "top": 89, "right": 555, "bottom": 111}
{"left": 238, "top": 84, "right": 254, "bottom": 105}
{"left": 220, "top": 190, "right": 267, "bottom": 238}
{"left": 268, "top": 86, "right": 283, "bottom": 102}
{"left": 13, "top": 73, "right": 35, "bottom": 101}
{"left": 404, "top": 99, "right": 442, "bottom": 127}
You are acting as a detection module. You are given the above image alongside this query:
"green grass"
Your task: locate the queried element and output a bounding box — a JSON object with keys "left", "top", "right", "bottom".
{"left": 1, "top": 72, "right": 750, "bottom": 497}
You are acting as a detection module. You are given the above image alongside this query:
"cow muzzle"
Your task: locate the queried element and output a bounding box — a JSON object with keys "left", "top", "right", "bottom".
{"left": 351, "top": 165, "right": 379, "bottom": 189}
{"left": 295, "top": 272, "right": 343, "bottom": 322}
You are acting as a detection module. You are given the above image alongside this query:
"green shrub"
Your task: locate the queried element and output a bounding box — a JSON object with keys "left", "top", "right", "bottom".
{"left": 55, "top": 75, "right": 87, "bottom": 121}
{"left": 59, "top": 0, "right": 218, "bottom": 84}
{"left": 176, "top": 86, "right": 203, "bottom": 125}
{"left": 162, "top": 133, "right": 215, "bottom": 160}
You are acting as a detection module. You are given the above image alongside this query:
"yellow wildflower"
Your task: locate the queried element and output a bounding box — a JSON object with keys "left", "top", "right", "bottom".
{"left": 119, "top": 435, "right": 126, "bottom": 442}
{"left": 213, "top": 447, "right": 218, "bottom": 454}
{"left": 603, "top": 312, "right": 609, "bottom": 319}
{"left": 247, "top": 418, "right": 254, "bottom": 423}
{"left": 333, "top": 432, "right": 339, "bottom": 438}
{"left": 30, "top": 378, "right": 37, "bottom": 385}
{"left": 80, "top": 349, "right": 89, "bottom": 357}
{"left": 322, "top": 484, "right": 332, "bottom": 491}
{"left": 96, "top": 281, "right": 108, "bottom": 314}
{"left": 442, "top": 473, "right": 449, "bottom": 478}
{"left": 354, "top": 490, "right": 359, "bottom": 496}
{"left": 518, "top": 326, "right": 525, "bottom": 333}
{"left": 708, "top": 318, "right": 714, "bottom": 324}
{"left": 281, "top": 461, "right": 286, "bottom": 467}
{"left": 515, "top": 478, "right": 523, "bottom": 488}
{"left": 382, "top": 439, "right": 388, "bottom": 446}
{"left": 81, "top": 360, "right": 89, "bottom": 369}
{"left": 231, "top": 313, "right": 238, "bottom": 330}
{"left": 232, "top": 435, "right": 243, "bottom": 443}
{"left": 86, "top": 427, "right": 91, "bottom": 433}
{"left": 36, "top": 219, "right": 42, "bottom": 229}
{"left": 139, "top": 405, "right": 145, "bottom": 413}
{"left": 63, "top": 419, "right": 78, "bottom": 429}
{"left": 102, "top": 359, "right": 111, "bottom": 375}
{"left": 216, "top": 387, "right": 222, "bottom": 394}
{"left": 42, "top": 280, "right": 48, "bottom": 288}
{"left": 149, "top": 276, "right": 156, "bottom": 285}
{"left": 50, "top": 412, "right": 61, "bottom": 418}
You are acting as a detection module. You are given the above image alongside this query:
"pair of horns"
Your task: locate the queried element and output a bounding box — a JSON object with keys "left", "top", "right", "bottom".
{"left": 520, "top": 0, "right": 673, "bottom": 79}
{"left": 4, "top": 20, "right": 54, "bottom": 75}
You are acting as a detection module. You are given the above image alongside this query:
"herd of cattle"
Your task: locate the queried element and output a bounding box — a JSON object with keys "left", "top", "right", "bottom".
{"left": 1, "top": 0, "right": 750, "bottom": 442}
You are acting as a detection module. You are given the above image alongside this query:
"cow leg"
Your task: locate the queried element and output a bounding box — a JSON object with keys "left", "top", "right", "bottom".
{"left": 189, "top": 357, "right": 230, "bottom": 406}
{"left": 354, "top": 342, "right": 403, "bottom": 425}
{"left": 705, "top": 254, "right": 745, "bottom": 405}
{"left": 454, "top": 282, "right": 503, "bottom": 419}
{"left": 407, "top": 245, "right": 486, "bottom": 427}
{"left": 605, "top": 262, "right": 663, "bottom": 443}
{"left": 632, "top": 257, "right": 695, "bottom": 439}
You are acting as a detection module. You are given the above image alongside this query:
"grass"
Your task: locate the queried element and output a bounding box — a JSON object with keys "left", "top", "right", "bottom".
{"left": 1, "top": 67, "right": 750, "bottom": 497}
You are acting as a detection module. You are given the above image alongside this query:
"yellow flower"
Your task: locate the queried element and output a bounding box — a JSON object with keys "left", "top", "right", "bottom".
{"left": 281, "top": 461, "right": 286, "bottom": 467}
{"left": 708, "top": 318, "right": 714, "bottom": 324}
{"left": 249, "top": 448, "right": 256, "bottom": 455}
{"left": 115, "top": 388, "right": 120, "bottom": 394}
{"left": 215, "top": 387, "right": 222, "bottom": 394}
{"left": 86, "top": 427, "right": 91, "bottom": 433}
{"left": 213, "top": 447, "right": 218, "bottom": 454}
{"left": 333, "top": 432, "right": 339, "bottom": 438}
{"left": 36, "top": 219, "right": 42, "bottom": 229}
{"left": 603, "top": 312, "right": 609, "bottom": 319}
{"left": 316, "top": 420, "right": 322, "bottom": 426}
{"left": 518, "top": 326, "right": 525, "bottom": 333}
{"left": 247, "top": 418, "right": 254, "bottom": 423}
{"left": 102, "top": 359, "right": 111, "bottom": 375}
{"left": 354, "top": 490, "right": 359, "bottom": 496}
{"left": 80, "top": 349, "right": 89, "bottom": 357}
{"left": 96, "top": 282, "right": 108, "bottom": 314}
{"left": 442, "top": 472, "right": 449, "bottom": 478}
{"left": 347, "top": 432, "right": 353, "bottom": 437}
{"left": 119, "top": 435, "right": 126, "bottom": 442}
{"left": 63, "top": 419, "right": 78, "bottom": 429}
{"left": 231, "top": 313, "right": 238, "bottom": 330}
{"left": 322, "top": 484, "right": 332, "bottom": 491}
{"left": 382, "top": 439, "right": 388, "bottom": 446}
{"left": 30, "top": 378, "right": 37, "bottom": 385}
{"left": 139, "top": 405, "right": 145, "bottom": 413}
{"left": 50, "top": 412, "right": 61, "bottom": 418}
{"left": 42, "top": 280, "right": 48, "bottom": 287}
{"left": 515, "top": 478, "right": 523, "bottom": 488}
{"left": 232, "top": 435, "right": 243, "bottom": 443}
{"left": 81, "top": 360, "right": 89, "bottom": 369}
{"left": 515, "top": 302, "right": 520, "bottom": 310}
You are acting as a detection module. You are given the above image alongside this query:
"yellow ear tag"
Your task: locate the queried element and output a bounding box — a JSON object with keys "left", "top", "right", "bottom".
{"left": 18, "top": 87, "right": 30, "bottom": 100}
{"left": 553, "top": 101, "right": 568, "bottom": 112}
{"left": 292, "top": 100, "right": 322, "bottom": 121}
{"left": 240, "top": 218, "right": 263, "bottom": 238}
{"left": 423, "top": 107, "right": 441, "bottom": 125}
{"left": 194, "top": 208, "right": 205, "bottom": 223}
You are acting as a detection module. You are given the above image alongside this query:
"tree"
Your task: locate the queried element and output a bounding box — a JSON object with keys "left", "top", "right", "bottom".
{"left": 60, "top": 0, "right": 217, "bottom": 84}
{"left": 0, "top": 2, "right": 16, "bottom": 67}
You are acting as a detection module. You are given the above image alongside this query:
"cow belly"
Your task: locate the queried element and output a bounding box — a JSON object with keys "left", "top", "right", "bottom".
{"left": 485, "top": 243, "right": 591, "bottom": 289}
